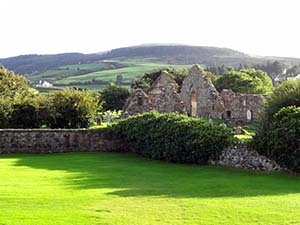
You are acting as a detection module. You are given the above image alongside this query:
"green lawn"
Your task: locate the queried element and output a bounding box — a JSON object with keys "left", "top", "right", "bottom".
{"left": 1, "top": 152, "right": 300, "bottom": 225}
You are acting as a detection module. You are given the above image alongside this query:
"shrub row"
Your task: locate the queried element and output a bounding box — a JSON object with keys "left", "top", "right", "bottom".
{"left": 109, "top": 112, "right": 233, "bottom": 164}
{"left": 0, "top": 89, "right": 100, "bottom": 129}
{"left": 252, "top": 80, "right": 300, "bottom": 172}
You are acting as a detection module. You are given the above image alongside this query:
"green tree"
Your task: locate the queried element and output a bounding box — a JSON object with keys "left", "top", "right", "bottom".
{"left": 215, "top": 68, "right": 273, "bottom": 94}
{"left": 131, "top": 68, "right": 188, "bottom": 91}
{"left": 0, "top": 66, "right": 32, "bottom": 99}
{"left": 263, "top": 80, "right": 300, "bottom": 121}
{"left": 205, "top": 71, "right": 218, "bottom": 85}
{"left": 45, "top": 88, "right": 101, "bottom": 128}
{"left": 115, "top": 74, "right": 124, "bottom": 85}
{"left": 0, "top": 66, "right": 35, "bottom": 128}
{"left": 253, "top": 106, "right": 300, "bottom": 172}
{"left": 252, "top": 81, "right": 300, "bottom": 172}
{"left": 0, "top": 98, "right": 11, "bottom": 128}
{"left": 101, "top": 85, "right": 130, "bottom": 111}
{"left": 10, "top": 103, "right": 39, "bottom": 128}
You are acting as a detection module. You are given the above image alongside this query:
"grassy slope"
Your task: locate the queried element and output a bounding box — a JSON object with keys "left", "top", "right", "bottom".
{"left": 29, "top": 62, "right": 114, "bottom": 82}
{"left": 28, "top": 60, "right": 189, "bottom": 85}
{"left": 55, "top": 63, "right": 188, "bottom": 84}
{"left": 1, "top": 152, "right": 300, "bottom": 225}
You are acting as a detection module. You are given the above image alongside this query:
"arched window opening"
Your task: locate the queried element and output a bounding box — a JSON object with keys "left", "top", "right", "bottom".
{"left": 246, "top": 110, "right": 252, "bottom": 121}
{"left": 191, "top": 92, "right": 197, "bottom": 116}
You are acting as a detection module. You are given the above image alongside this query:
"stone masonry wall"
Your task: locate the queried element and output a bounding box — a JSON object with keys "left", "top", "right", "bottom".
{"left": 0, "top": 129, "right": 284, "bottom": 172}
{"left": 180, "top": 65, "right": 225, "bottom": 118}
{"left": 0, "top": 129, "right": 128, "bottom": 154}
{"left": 221, "top": 89, "right": 266, "bottom": 124}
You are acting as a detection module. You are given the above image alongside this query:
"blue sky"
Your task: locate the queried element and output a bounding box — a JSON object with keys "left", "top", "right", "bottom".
{"left": 1, "top": 0, "right": 300, "bottom": 58}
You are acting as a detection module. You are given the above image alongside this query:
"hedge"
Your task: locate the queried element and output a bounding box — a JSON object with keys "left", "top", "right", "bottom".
{"left": 252, "top": 106, "right": 300, "bottom": 172}
{"left": 109, "top": 111, "right": 233, "bottom": 164}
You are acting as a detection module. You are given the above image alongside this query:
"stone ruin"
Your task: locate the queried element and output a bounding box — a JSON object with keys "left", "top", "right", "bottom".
{"left": 122, "top": 71, "right": 186, "bottom": 117}
{"left": 123, "top": 65, "right": 266, "bottom": 124}
{"left": 221, "top": 89, "right": 266, "bottom": 124}
{"left": 180, "top": 65, "right": 225, "bottom": 119}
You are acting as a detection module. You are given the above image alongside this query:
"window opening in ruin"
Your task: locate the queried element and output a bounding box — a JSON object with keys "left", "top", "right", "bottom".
{"left": 137, "top": 95, "right": 143, "bottom": 106}
{"left": 226, "top": 110, "right": 231, "bottom": 118}
{"left": 246, "top": 110, "right": 252, "bottom": 121}
{"left": 191, "top": 92, "right": 197, "bottom": 116}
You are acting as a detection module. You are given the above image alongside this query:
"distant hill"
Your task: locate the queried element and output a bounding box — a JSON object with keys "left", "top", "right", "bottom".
{"left": 2, "top": 44, "right": 300, "bottom": 91}
{"left": 2, "top": 45, "right": 300, "bottom": 76}
{"left": 0, "top": 53, "right": 103, "bottom": 75}
{"left": 99, "top": 45, "right": 248, "bottom": 65}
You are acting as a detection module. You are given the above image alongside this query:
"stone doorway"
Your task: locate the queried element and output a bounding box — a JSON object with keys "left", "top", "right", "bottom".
{"left": 191, "top": 92, "right": 197, "bottom": 116}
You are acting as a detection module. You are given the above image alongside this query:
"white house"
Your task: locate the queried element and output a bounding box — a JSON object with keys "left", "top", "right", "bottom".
{"left": 287, "top": 74, "right": 300, "bottom": 81}
{"left": 34, "top": 80, "right": 53, "bottom": 88}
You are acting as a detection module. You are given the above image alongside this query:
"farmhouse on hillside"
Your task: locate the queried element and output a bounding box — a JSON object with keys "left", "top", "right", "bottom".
{"left": 123, "top": 65, "right": 266, "bottom": 124}
{"left": 33, "top": 80, "right": 53, "bottom": 88}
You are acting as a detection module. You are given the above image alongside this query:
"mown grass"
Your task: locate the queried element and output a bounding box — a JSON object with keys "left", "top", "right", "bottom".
{"left": 1, "top": 152, "right": 300, "bottom": 225}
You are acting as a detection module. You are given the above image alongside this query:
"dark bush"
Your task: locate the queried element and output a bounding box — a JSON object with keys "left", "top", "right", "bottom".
{"left": 0, "top": 98, "right": 10, "bottom": 128}
{"left": 253, "top": 106, "right": 300, "bottom": 172}
{"left": 264, "top": 80, "right": 300, "bottom": 121}
{"left": 9, "top": 103, "right": 39, "bottom": 128}
{"left": 101, "top": 85, "right": 130, "bottom": 111}
{"left": 252, "top": 80, "right": 300, "bottom": 172}
{"left": 109, "top": 111, "right": 233, "bottom": 164}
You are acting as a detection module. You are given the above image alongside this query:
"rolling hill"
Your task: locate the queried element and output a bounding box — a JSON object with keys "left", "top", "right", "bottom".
{"left": 1, "top": 44, "right": 300, "bottom": 90}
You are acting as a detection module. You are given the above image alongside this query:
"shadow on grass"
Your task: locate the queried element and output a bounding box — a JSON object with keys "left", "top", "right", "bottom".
{"left": 9, "top": 152, "right": 300, "bottom": 198}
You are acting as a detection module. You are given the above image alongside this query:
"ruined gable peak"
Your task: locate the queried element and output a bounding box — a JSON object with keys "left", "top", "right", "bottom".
{"left": 190, "top": 64, "right": 205, "bottom": 75}
{"left": 148, "top": 70, "right": 178, "bottom": 94}
{"left": 182, "top": 64, "right": 215, "bottom": 91}
{"left": 122, "top": 88, "right": 152, "bottom": 117}
{"left": 188, "top": 64, "right": 212, "bottom": 83}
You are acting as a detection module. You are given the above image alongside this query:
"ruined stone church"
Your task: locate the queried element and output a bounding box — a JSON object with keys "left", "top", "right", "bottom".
{"left": 122, "top": 65, "right": 265, "bottom": 124}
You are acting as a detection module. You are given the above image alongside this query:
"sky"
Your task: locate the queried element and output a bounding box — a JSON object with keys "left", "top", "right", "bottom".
{"left": 1, "top": 0, "right": 300, "bottom": 58}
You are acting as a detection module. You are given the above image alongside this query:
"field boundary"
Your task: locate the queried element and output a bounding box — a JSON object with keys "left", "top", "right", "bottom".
{"left": 0, "top": 129, "right": 128, "bottom": 154}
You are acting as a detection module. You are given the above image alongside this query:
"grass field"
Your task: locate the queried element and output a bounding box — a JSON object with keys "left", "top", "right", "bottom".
{"left": 55, "top": 62, "right": 188, "bottom": 84}
{"left": 28, "top": 60, "right": 189, "bottom": 90}
{"left": 29, "top": 62, "right": 118, "bottom": 82}
{"left": 1, "top": 152, "right": 300, "bottom": 225}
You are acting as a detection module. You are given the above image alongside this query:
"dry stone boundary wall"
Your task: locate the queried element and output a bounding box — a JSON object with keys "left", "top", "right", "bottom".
{"left": 0, "top": 129, "right": 128, "bottom": 154}
{"left": 0, "top": 130, "right": 283, "bottom": 172}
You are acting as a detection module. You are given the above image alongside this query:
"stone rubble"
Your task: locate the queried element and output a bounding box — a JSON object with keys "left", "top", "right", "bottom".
{"left": 209, "top": 142, "right": 283, "bottom": 172}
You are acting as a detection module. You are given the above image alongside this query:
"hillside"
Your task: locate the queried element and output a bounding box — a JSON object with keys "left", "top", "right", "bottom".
{"left": 29, "top": 59, "right": 189, "bottom": 90}
{"left": 99, "top": 45, "right": 249, "bottom": 65}
{"left": 0, "top": 53, "right": 103, "bottom": 75}
{"left": 1, "top": 44, "right": 300, "bottom": 90}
